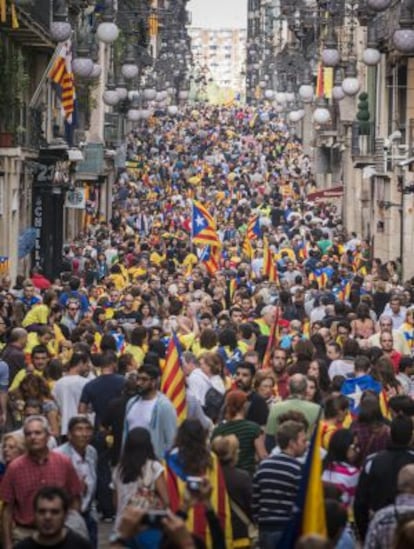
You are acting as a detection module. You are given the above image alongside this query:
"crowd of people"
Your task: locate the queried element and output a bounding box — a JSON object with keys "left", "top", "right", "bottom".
{"left": 0, "top": 105, "right": 413, "bottom": 549}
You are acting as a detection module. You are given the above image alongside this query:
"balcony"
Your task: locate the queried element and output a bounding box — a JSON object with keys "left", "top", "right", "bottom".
{"left": 0, "top": 103, "right": 44, "bottom": 151}
{"left": 351, "top": 121, "right": 376, "bottom": 166}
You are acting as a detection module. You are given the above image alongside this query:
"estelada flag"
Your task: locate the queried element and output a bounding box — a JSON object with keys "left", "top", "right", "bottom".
{"left": 191, "top": 200, "right": 221, "bottom": 248}
{"left": 246, "top": 214, "right": 261, "bottom": 240}
{"left": 165, "top": 451, "right": 233, "bottom": 549}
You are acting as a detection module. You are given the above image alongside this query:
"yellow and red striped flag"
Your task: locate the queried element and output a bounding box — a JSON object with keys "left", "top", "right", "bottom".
{"left": 263, "top": 237, "right": 278, "bottom": 283}
{"left": 161, "top": 332, "right": 187, "bottom": 423}
{"left": 242, "top": 236, "right": 253, "bottom": 260}
{"left": 48, "top": 41, "right": 75, "bottom": 122}
{"left": 262, "top": 307, "right": 280, "bottom": 370}
{"left": 229, "top": 278, "right": 237, "bottom": 302}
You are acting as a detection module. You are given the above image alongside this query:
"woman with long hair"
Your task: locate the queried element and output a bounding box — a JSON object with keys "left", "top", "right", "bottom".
{"left": 350, "top": 393, "right": 390, "bottom": 466}
{"left": 322, "top": 429, "right": 360, "bottom": 510}
{"left": 112, "top": 427, "right": 169, "bottom": 548}
{"left": 212, "top": 390, "right": 267, "bottom": 474}
{"left": 165, "top": 419, "right": 233, "bottom": 549}
{"left": 9, "top": 374, "right": 60, "bottom": 437}
{"left": 351, "top": 303, "right": 376, "bottom": 340}
{"left": 212, "top": 435, "right": 253, "bottom": 549}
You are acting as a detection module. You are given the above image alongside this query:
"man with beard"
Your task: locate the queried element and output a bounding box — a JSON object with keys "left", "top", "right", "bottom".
{"left": 234, "top": 362, "right": 269, "bottom": 427}
{"left": 123, "top": 364, "right": 177, "bottom": 459}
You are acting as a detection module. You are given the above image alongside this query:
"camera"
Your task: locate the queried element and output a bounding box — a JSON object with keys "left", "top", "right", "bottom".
{"left": 143, "top": 510, "right": 168, "bottom": 528}
{"left": 186, "top": 476, "right": 203, "bottom": 492}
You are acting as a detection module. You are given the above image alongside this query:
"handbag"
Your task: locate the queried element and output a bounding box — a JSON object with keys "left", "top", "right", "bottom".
{"left": 230, "top": 498, "right": 259, "bottom": 548}
{"left": 128, "top": 462, "right": 164, "bottom": 511}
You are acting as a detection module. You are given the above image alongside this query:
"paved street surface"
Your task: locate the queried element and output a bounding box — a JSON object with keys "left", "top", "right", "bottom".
{"left": 98, "top": 521, "right": 112, "bottom": 548}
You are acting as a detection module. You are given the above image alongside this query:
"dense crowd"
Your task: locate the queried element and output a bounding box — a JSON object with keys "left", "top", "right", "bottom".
{"left": 0, "top": 105, "right": 413, "bottom": 549}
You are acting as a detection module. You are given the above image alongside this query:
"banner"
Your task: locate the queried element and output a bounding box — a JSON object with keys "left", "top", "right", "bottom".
{"left": 65, "top": 188, "right": 86, "bottom": 209}
{"left": 307, "top": 185, "right": 344, "bottom": 203}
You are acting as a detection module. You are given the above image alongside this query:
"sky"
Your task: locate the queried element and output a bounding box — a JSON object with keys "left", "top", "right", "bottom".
{"left": 188, "top": 0, "right": 247, "bottom": 29}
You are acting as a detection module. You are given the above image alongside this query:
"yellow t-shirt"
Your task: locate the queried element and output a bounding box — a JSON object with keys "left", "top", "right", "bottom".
{"left": 125, "top": 344, "right": 147, "bottom": 367}
{"left": 9, "top": 368, "right": 43, "bottom": 392}
{"left": 22, "top": 305, "right": 49, "bottom": 328}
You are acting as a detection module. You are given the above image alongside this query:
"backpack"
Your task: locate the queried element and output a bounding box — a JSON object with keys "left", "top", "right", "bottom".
{"left": 203, "top": 387, "right": 225, "bottom": 423}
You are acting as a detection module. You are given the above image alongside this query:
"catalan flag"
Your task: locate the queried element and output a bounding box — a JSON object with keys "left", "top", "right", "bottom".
{"left": 247, "top": 214, "right": 261, "bottom": 240}
{"left": 279, "top": 416, "right": 327, "bottom": 547}
{"left": 199, "top": 245, "right": 220, "bottom": 275}
{"left": 229, "top": 278, "right": 237, "bottom": 302}
{"left": 249, "top": 112, "right": 258, "bottom": 128}
{"left": 0, "top": 256, "right": 9, "bottom": 275}
{"left": 161, "top": 332, "right": 187, "bottom": 423}
{"left": 191, "top": 200, "right": 221, "bottom": 248}
{"left": 242, "top": 236, "right": 253, "bottom": 260}
{"left": 263, "top": 237, "right": 278, "bottom": 283}
{"left": 316, "top": 62, "right": 324, "bottom": 98}
{"left": 262, "top": 307, "right": 280, "bottom": 370}
{"left": 296, "top": 242, "right": 308, "bottom": 261}
{"left": 48, "top": 41, "right": 75, "bottom": 123}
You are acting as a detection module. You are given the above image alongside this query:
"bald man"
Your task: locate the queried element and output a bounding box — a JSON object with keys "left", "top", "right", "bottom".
{"left": 364, "top": 464, "right": 414, "bottom": 549}
{"left": 265, "top": 373, "right": 321, "bottom": 452}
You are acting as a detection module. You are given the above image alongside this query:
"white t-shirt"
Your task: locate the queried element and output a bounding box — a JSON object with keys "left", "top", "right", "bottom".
{"left": 187, "top": 368, "right": 211, "bottom": 406}
{"left": 52, "top": 375, "right": 89, "bottom": 435}
{"left": 113, "top": 460, "right": 164, "bottom": 530}
{"left": 126, "top": 398, "right": 157, "bottom": 431}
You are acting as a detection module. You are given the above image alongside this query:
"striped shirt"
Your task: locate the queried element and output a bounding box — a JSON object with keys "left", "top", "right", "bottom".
{"left": 252, "top": 453, "right": 302, "bottom": 530}
{"left": 212, "top": 419, "right": 261, "bottom": 474}
{"left": 322, "top": 462, "right": 360, "bottom": 508}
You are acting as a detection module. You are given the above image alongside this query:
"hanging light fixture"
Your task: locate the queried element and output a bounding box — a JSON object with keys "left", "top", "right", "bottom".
{"left": 115, "top": 73, "right": 128, "bottom": 101}
{"left": 393, "top": 3, "right": 414, "bottom": 53}
{"left": 313, "top": 97, "right": 331, "bottom": 124}
{"left": 50, "top": 0, "right": 72, "bottom": 42}
{"left": 321, "top": 27, "right": 340, "bottom": 67}
{"left": 96, "top": 0, "right": 119, "bottom": 44}
{"left": 103, "top": 73, "right": 120, "bottom": 106}
{"left": 121, "top": 43, "right": 139, "bottom": 80}
{"left": 127, "top": 96, "right": 141, "bottom": 122}
{"left": 332, "top": 67, "right": 345, "bottom": 101}
{"left": 72, "top": 25, "right": 94, "bottom": 78}
{"left": 362, "top": 25, "right": 381, "bottom": 66}
{"left": 298, "top": 70, "right": 314, "bottom": 103}
{"left": 264, "top": 89, "right": 274, "bottom": 99}
{"left": 342, "top": 59, "right": 360, "bottom": 96}
{"left": 90, "top": 63, "right": 102, "bottom": 79}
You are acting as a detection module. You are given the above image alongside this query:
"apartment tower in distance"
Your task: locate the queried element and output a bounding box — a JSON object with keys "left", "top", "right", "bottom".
{"left": 189, "top": 27, "right": 246, "bottom": 95}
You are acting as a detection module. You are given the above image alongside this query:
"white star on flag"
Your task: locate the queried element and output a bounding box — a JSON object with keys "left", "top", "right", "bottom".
{"left": 195, "top": 215, "right": 205, "bottom": 227}
{"left": 348, "top": 383, "right": 363, "bottom": 409}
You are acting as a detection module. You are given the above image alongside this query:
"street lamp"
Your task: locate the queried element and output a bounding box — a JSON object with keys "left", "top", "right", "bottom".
{"left": 342, "top": 60, "right": 360, "bottom": 96}
{"left": 103, "top": 73, "right": 120, "bottom": 106}
{"left": 72, "top": 23, "right": 94, "bottom": 78}
{"left": 96, "top": 0, "right": 119, "bottom": 44}
{"left": 50, "top": 0, "right": 72, "bottom": 43}
{"left": 362, "top": 25, "right": 381, "bottom": 66}
{"left": 121, "top": 44, "right": 139, "bottom": 80}
{"left": 321, "top": 27, "right": 340, "bottom": 67}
